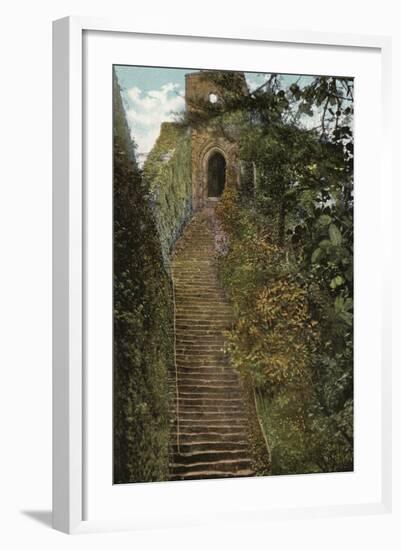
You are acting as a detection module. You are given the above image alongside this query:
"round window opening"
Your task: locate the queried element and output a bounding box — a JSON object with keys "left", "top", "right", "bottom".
{"left": 208, "top": 92, "right": 219, "bottom": 104}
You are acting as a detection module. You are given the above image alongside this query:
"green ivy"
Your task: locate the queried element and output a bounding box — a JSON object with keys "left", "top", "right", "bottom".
{"left": 113, "top": 73, "right": 174, "bottom": 484}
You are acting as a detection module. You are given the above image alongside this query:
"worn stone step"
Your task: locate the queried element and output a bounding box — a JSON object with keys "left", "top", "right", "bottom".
{"left": 170, "top": 458, "right": 252, "bottom": 475}
{"left": 170, "top": 442, "right": 249, "bottom": 453}
{"left": 176, "top": 340, "right": 226, "bottom": 347}
{"left": 175, "top": 329, "right": 230, "bottom": 336}
{"left": 175, "top": 292, "right": 222, "bottom": 297}
{"left": 175, "top": 400, "right": 244, "bottom": 413}
{"left": 175, "top": 402, "right": 244, "bottom": 413}
{"left": 176, "top": 359, "right": 229, "bottom": 367}
{"left": 175, "top": 303, "right": 228, "bottom": 308}
{"left": 175, "top": 298, "right": 228, "bottom": 306}
{"left": 177, "top": 390, "right": 243, "bottom": 400}
{"left": 176, "top": 350, "right": 227, "bottom": 358}
{"left": 173, "top": 423, "right": 248, "bottom": 434}
{"left": 176, "top": 413, "right": 247, "bottom": 423}
{"left": 176, "top": 379, "right": 240, "bottom": 388}
{"left": 170, "top": 448, "right": 249, "bottom": 464}
{"left": 169, "top": 207, "right": 254, "bottom": 480}
{"left": 175, "top": 286, "right": 220, "bottom": 290}
{"left": 175, "top": 321, "right": 231, "bottom": 327}
{"left": 176, "top": 332, "right": 226, "bottom": 339}
{"left": 177, "top": 372, "right": 239, "bottom": 382}
{"left": 176, "top": 315, "right": 227, "bottom": 320}
{"left": 177, "top": 382, "right": 241, "bottom": 391}
{"left": 175, "top": 315, "right": 230, "bottom": 321}
{"left": 175, "top": 325, "right": 231, "bottom": 333}
{"left": 177, "top": 366, "right": 233, "bottom": 377}
{"left": 171, "top": 432, "right": 247, "bottom": 443}
{"left": 176, "top": 342, "right": 226, "bottom": 349}
{"left": 176, "top": 352, "right": 227, "bottom": 359}
{"left": 175, "top": 422, "right": 248, "bottom": 432}
{"left": 170, "top": 468, "right": 254, "bottom": 481}
{"left": 176, "top": 314, "right": 225, "bottom": 319}
{"left": 175, "top": 393, "right": 245, "bottom": 403}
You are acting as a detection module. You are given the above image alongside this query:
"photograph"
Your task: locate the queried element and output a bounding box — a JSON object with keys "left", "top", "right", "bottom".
{"left": 113, "top": 65, "right": 354, "bottom": 484}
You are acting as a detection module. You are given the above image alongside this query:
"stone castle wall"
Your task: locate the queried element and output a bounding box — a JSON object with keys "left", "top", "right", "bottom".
{"left": 144, "top": 122, "right": 192, "bottom": 266}
{"left": 185, "top": 71, "right": 247, "bottom": 210}
{"left": 144, "top": 70, "right": 249, "bottom": 253}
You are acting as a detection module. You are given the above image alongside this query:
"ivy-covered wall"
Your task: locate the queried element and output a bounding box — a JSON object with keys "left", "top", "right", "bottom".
{"left": 144, "top": 122, "right": 192, "bottom": 265}
{"left": 113, "top": 73, "right": 174, "bottom": 484}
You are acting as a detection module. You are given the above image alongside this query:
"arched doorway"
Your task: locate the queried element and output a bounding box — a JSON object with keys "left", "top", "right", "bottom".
{"left": 207, "top": 152, "right": 226, "bottom": 198}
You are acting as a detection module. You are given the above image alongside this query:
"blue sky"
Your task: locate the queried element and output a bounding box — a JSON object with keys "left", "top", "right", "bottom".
{"left": 115, "top": 66, "right": 314, "bottom": 162}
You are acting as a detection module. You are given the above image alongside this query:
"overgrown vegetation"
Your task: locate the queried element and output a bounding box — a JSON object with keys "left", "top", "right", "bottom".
{"left": 114, "top": 67, "right": 354, "bottom": 481}
{"left": 113, "top": 73, "right": 174, "bottom": 483}
{"left": 211, "top": 73, "right": 354, "bottom": 474}
{"left": 144, "top": 122, "right": 192, "bottom": 265}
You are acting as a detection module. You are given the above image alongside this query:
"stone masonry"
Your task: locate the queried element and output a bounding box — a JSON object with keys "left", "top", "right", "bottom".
{"left": 185, "top": 71, "right": 248, "bottom": 210}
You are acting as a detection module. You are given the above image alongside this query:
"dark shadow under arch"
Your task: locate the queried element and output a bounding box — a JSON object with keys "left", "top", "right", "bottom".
{"left": 207, "top": 152, "right": 226, "bottom": 197}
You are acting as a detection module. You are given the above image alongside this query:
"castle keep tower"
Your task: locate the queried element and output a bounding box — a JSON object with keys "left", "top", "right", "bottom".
{"left": 185, "top": 71, "right": 248, "bottom": 211}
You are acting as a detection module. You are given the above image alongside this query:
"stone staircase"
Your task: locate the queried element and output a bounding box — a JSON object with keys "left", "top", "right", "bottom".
{"left": 169, "top": 203, "right": 254, "bottom": 481}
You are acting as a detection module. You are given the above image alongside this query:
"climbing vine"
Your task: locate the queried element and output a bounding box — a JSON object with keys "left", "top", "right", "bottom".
{"left": 214, "top": 74, "right": 354, "bottom": 475}
{"left": 113, "top": 73, "right": 174, "bottom": 483}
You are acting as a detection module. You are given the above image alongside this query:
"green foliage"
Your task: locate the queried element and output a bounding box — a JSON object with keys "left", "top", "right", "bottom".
{"left": 144, "top": 123, "right": 192, "bottom": 264}
{"left": 113, "top": 74, "right": 174, "bottom": 483}
{"left": 217, "top": 189, "right": 316, "bottom": 392}
{"left": 213, "top": 74, "right": 354, "bottom": 475}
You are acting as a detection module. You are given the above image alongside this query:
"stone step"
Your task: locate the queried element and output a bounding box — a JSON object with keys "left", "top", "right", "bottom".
{"left": 174, "top": 283, "right": 222, "bottom": 289}
{"left": 176, "top": 351, "right": 227, "bottom": 357}
{"left": 176, "top": 383, "right": 241, "bottom": 392}
{"left": 175, "top": 409, "right": 246, "bottom": 418}
{"left": 175, "top": 313, "right": 231, "bottom": 319}
{"left": 176, "top": 339, "right": 226, "bottom": 346}
{"left": 175, "top": 302, "right": 229, "bottom": 309}
{"left": 176, "top": 372, "right": 239, "bottom": 381}
{"left": 169, "top": 207, "right": 254, "bottom": 480}
{"left": 172, "top": 423, "right": 248, "bottom": 433}
{"left": 176, "top": 412, "right": 247, "bottom": 423}
{"left": 176, "top": 378, "right": 240, "bottom": 387}
{"left": 177, "top": 389, "right": 243, "bottom": 399}
{"left": 176, "top": 315, "right": 229, "bottom": 321}
{"left": 174, "top": 424, "right": 249, "bottom": 434}
{"left": 171, "top": 432, "right": 247, "bottom": 443}
{"left": 170, "top": 468, "right": 254, "bottom": 481}
{"left": 175, "top": 365, "right": 236, "bottom": 373}
{"left": 175, "top": 392, "right": 245, "bottom": 401}
{"left": 176, "top": 359, "right": 232, "bottom": 366}
{"left": 175, "top": 340, "right": 226, "bottom": 347}
{"left": 175, "top": 310, "right": 231, "bottom": 317}
{"left": 175, "top": 403, "right": 246, "bottom": 414}
{"left": 170, "top": 448, "right": 249, "bottom": 464}
{"left": 176, "top": 392, "right": 245, "bottom": 401}
{"left": 175, "top": 291, "right": 225, "bottom": 295}
{"left": 175, "top": 324, "right": 231, "bottom": 331}
{"left": 170, "top": 458, "right": 252, "bottom": 475}
{"left": 175, "top": 326, "right": 231, "bottom": 333}
{"left": 175, "top": 401, "right": 243, "bottom": 411}
{"left": 175, "top": 359, "right": 229, "bottom": 367}
{"left": 170, "top": 439, "right": 249, "bottom": 462}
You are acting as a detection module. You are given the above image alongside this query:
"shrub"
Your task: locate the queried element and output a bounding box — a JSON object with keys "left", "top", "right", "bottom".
{"left": 215, "top": 186, "right": 352, "bottom": 475}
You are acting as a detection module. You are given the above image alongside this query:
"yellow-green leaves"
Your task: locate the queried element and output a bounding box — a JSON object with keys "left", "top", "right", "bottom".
{"left": 329, "top": 223, "right": 342, "bottom": 246}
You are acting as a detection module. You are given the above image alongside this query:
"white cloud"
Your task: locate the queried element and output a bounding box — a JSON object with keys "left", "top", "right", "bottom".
{"left": 246, "top": 73, "right": 270, "bottom": 92}
{"left": 123, "top": 82, "right": 185, "bottom": 164}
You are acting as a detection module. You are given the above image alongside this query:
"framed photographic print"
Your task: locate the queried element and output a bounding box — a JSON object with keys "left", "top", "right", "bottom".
{"left": 52, "top": 17, "right": 392, "bottom": 533}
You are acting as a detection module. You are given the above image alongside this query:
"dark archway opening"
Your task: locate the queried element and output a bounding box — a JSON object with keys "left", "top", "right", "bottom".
{"left": 207, "top": 152, "right": 226, "bottom": 198}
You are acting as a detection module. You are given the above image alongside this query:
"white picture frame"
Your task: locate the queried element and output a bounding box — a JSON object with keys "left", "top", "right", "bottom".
{"left": 52, "top": 16, "right": 392, "bottom": 534}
